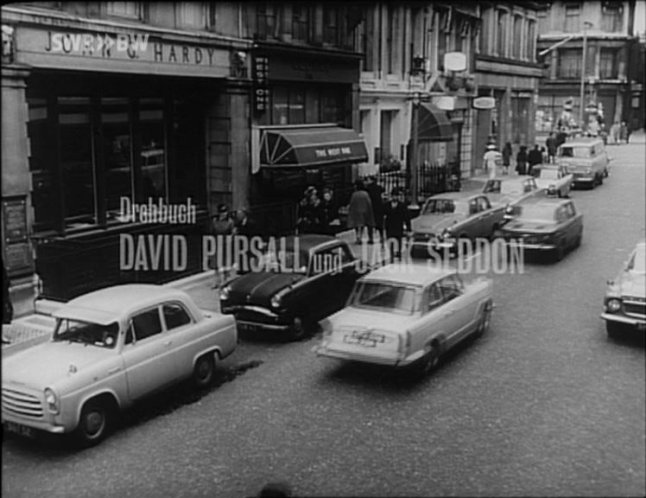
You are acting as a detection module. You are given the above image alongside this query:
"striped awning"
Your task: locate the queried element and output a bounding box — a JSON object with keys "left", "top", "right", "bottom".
{"left": 260, "top": 125, "right": 368, "bottom": 168}
{"left": 417, "top": 103, "right": 453, "bottom": 142}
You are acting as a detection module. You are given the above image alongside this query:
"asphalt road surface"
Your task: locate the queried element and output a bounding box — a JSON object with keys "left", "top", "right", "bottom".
{"left": 3, "top": 140, "right": 645, "bottom": 498}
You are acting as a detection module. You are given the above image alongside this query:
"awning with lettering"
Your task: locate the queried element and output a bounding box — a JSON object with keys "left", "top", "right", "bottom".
{"left": 259, "top": 125, "right": 368, "bottom": 168}
{"left": 417, "top": 103, "right": 453, "bottom": 142}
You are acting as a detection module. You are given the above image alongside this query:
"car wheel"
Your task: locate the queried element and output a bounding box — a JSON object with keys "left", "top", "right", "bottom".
{"left": 414, "top": 344, "right": 440, "bottom": 377}
{"left": 554, "top": 241, "right": 566, "bottom": 262}
{"left": 603, "top": 168, "right": 609, "bottom": 178}
{"left": 597, "top": 174, "right": 604, "bottom": 185}
{"left": 286, "top": 316, "right": 308, "bottom": 342}
{"left": 75, "top": 400, "right": 110, "bottom": 447}
{"left": 474, "top": 304, "right": 492, "bottom": 338}
{"left": 573, "top": 232, "right": 582, "bottom": 249}
{"left": 606, "top": 321, "right": 623, "bottom": 339}
{"left": 193, "top": 353, "right": 216, "bottom": 388}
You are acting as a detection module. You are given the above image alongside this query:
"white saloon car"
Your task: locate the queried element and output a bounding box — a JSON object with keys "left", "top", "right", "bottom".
{"left": 2, "top": 284, "right": 237, "bottom": 446}
{"left": 534, "top": 164, "right": 574, "bottom": 198}
{"left": 314, "top": 264, "right": 493, "bottom": 376}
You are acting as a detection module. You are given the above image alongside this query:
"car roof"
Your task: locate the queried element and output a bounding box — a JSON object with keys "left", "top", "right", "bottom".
{"left": 53, "top": 284, "right": 190, "bottom": 324}
{"left": 517, "top": 196, "right": 572, "bottom": 208}
{"left": 282, "top": 234, "right": 340, "bottom": 252}
{"left": 560, "top": 138, "right": 603, "bottom": 147}
{"left": 361, "top": 263, "right": 456, "bottom": 287}
{"left": 426, "top": 191, "right": 480, "bottom": 201}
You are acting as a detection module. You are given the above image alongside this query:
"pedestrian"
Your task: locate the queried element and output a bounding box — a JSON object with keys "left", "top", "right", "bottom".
{"left": 502, "top": 142, "right": 513, "bottom": 175}
{"left": 619, "top": 121, "right": 628, "bottom": 143}
{"left": 211, "top": 203, "right": 235, "bottom": 288}
{"left": 610, "top": 121, "right": 620, "bottom": 145}
{"left": 319, "top": 187, "right": 340, "bottom": 235}
{"left": 555, "top": 128, "right": 568, "bottom": 148}
{"left": 233, "top": 209, "right": 259, "bottom": 273}
{"left": 545, "top": 132, "right": 558, "bottom": 163}
{"left": 296, "top": 186, "right": 322, "bottom": 234}
{"left": 483, "top": 144, "right": 501, "bottom": 179}
{"left": 383, "top": 188, "right": 411, "bottom": 261}
{"left": 2, "top": 260, "right": 11, "bottom": 344}
{"left": 365, "top": 175, "right": 385, "bottom": 243}
{"left": 347, "top": 180, "right": 375, "bottom": 244}
{"left": 588, "top": 117, "right": 599, "bottom": 137}
{"left": 527, "top": 144, "right": 542, "bottom": 176}
{"left": 516, "top": 145, "right": 528, "bottom": 176}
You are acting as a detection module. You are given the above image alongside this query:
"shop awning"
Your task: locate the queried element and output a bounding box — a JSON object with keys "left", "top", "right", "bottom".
{"left": 417, "top": 103, "right": 453, "bottom": 142}
{"left": 260, "top": 125, "right": 368, "bottom": 168}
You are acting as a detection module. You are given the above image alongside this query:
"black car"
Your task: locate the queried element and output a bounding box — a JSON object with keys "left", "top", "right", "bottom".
{"left": 219, "top": 235, "right": 365, "bottom": 340}
{"left": 498, "top": 197, "right": 583, "bottom": 261}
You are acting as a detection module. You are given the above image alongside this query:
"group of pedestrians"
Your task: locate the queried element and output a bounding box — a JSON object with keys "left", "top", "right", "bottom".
{"left": 483, "top": 142, "right": 546, "bottom": 177}
{"left": 608, "top": 121, "right": 631, "bottom": 145}
{"left": 296, "top": 186, "right": 341, "bottom": 235}
{"left": 347, "top": 177, "right": 411, "bottom": 259}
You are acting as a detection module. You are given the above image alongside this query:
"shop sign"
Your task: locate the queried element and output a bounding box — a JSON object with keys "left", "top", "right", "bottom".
{"left": 15, "top": 27, "right": 230, "bottom": 77}
{"left": 2, "top": 197, "right": 28, "bottom": 243}
{"left": 314, "top": 146, "right": 353, "bottom": 159}
{"left": 472, "top": 97, "right": 496, "bottom": 110}
{"left": 444, "top": 52, "right": 467, "bottom": 72}
{"left": 433, "top": 96, "right": 456, "bottom": 111}
{"left": 253, "top": 55, "right": 269, "bottom": 115}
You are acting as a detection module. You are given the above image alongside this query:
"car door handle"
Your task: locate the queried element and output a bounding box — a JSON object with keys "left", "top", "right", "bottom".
{"left": 163, "top": 340, "right": 172, "bottom": 347}
{"left": 108, "top": 367, "right": 121, "bottom": 375}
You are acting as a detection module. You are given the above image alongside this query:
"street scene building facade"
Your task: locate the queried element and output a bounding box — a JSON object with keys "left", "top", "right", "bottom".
{"left": 536, "top": 0, "right": 640, "bottom": 134}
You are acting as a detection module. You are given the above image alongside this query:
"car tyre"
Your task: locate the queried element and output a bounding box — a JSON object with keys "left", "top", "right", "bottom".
{"left": 412, "top": 343, "right": 440, "bottom": 378}
{"left": 554, "top": 241, "right": 566, "bottom": 262}
{"left": 597, "top": 173, "right": 604, "bottom": 185}
{"left": 573, "top": 232, "right": 582, "bottom": 249}
{"left": 606, "top": 321, "right": 623, "bottom": 339}
{"left": 474, "top": 304, "right": 492, "bottom": 338}
{"left": 193, "top": 353, "right": 216, "bottom": 388}
{"left": 286, "top": 316, "right": 308, "bottom": 342}
{"left": 74, "top": 399, "right": 110, "bottom": 447}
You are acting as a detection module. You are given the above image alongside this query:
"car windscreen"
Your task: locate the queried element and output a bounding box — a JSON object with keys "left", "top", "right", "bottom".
{"left": 516, "top": 205, "right": 557, "bottom": 222}
{"left": 422, "top": 199, "right": 467, "bottom": 215}
{"left": 262, "top": 248, "right": 309, "bottom": 273}
{"left": 349, "top": 281, "right": 417, "bottom": 314}
{"left": 539, "top": 169, "right": 559, "bottom": 180}
{"left": 53, "top": 319, "right": 120, "bottom": 348}
{"left": 628, "top": 246, "right": 646, "bottom": 273}
{"left": 559, "top": 146, "right": 590, "bottom": 158}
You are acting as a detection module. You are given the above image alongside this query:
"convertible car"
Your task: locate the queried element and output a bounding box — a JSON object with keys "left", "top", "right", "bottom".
{"left": 2, "top": 285, "right": 237, "bottom": 446}
{"left": 313, "top": 264, "right": 493, "bottom": 377}
{"left": 601, "top": 241, "right": 646, "bottom": 338}
{"left": 219, "top": 235, "right": 366, "bottom": 341}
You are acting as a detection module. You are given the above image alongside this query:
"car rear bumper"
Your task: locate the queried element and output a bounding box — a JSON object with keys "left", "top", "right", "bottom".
{"left": 313, "top": 343, "right": 423, "bottom": 367}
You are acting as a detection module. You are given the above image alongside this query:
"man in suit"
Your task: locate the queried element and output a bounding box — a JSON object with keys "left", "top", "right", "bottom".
{"left": 383, "top": 188, "right": 411, "bottom": 261}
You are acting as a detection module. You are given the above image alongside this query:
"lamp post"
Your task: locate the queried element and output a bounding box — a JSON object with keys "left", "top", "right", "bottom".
{"left": 410, "top": 94, "right": 420, "bottom": 209}
{"left": 578, "top": 21, "right": 594, "bottom": 128}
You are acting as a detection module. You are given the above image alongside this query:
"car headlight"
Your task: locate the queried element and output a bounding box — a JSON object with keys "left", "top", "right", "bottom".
{"left": 219, "top": 285, "right": 231, "bottom": 301}
{"left": 548, "top": 184, "right": 556, "bottom": 191}
{"left": 440, "top": 228, "right": 454, "bottom": 240}
{"left": 270, "top": 294, "right": 282, "bottom": 308}
{"left": 585, "top": 168, "right": 592, "bottom": 174}
{"left": 44, "top": 387, "right": 59, "bottom": 414}
{"left": 606, "top": 298, "right": 621, "bottom": 313}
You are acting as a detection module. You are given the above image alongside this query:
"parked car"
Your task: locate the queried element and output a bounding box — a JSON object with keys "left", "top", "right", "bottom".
{"left": 532, "top": 164, "right": 574, "bottom": 198}
{"left": 410, "top": 192, "right": 506, "bottom": 258}
{"left": 219, "top": 235, "right": 367, "bottom": 341}
{"left": 2, "top": 284, "right": 237, "bottom": 446}
{"left": 555, "top": 138, "right": 610, "bottom": 188}
{"left": 313, "top": 264, "right": 493, "bottom": 376}
{"left": 601, "top": 241, "right": 646, "bottom": 338}
{"left": 480, "top": 175, "right": 544, "bottom": 221}
{"left": 497, "top": 197, "right": 583, "bottom": 261}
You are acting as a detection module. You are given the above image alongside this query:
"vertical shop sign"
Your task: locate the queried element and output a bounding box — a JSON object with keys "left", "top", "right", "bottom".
{"left": 253, "top": 55, "right": 269, "bottom": 116}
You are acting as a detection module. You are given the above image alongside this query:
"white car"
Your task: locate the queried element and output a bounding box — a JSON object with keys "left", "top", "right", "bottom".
{"left": 2, "top": 284, "right": 237, "bottom": 446}
{"left": 534, "top": 164, "right": 574, "bottom": 198}
{"left": 313, "top": 264, "right": 493, "bottom": 376}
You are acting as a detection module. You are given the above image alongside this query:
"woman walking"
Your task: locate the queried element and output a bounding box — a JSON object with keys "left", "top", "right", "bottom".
{"left": 347, "top": 180, "right": 375, "bottom": 244}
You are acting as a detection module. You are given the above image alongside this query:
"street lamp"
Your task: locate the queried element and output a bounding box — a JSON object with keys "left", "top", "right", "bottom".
{"left": 578, "top": 21, "right": 594, "bottom": 128}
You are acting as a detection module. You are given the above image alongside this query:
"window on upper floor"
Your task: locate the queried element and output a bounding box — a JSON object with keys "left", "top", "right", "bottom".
{"left": 512, "top": 15, "right": 523, "bottom": 59}
{"left": 599, "top": 48, "right": 618, "bottom": 78}
{"left": 106, "top": 2, "right": 141, "bottom": 20}
{"left": 526, "top": 19, "right": 536, "bottom": 62}
{"left": 292, "top": 4, "right": 311, "bottom": 42}
{"left": 479, "top": 6, "right": 492, "bottom": 54}
{"left": 323, "top": 6, "right": 339, "bottom": 45}
{"left": 360, "top": 8, "right": 374, "bottom": 72}
{"left": 387, "top": 5, "right": 399, "bottom": 74}
{"left": 256, "top": 3, "right": 279, "bottom": 40}
{"left": 496, "top": 9, "right": 508, "bottom": 57}
{"left": 601, "top": 2, "right": 623, "bottom": 32}
{"left": 564, "top": 3, "right": 581, "bottom": 33}
{"left": 176, "top": 2, "right": 205, "bottom": 29}
{"left": 557, "top": 48, "right": 582, "bottom": 78}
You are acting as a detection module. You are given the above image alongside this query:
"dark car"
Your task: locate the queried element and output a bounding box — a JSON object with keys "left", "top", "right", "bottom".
{"left": 410, "top": 192, "right": 506, "bottom": 258}
{"left": 498, "top": 197, "right": 583, "bottom": 261}
{"left": 219, "top": 235, "right": 365, "bottom": 341}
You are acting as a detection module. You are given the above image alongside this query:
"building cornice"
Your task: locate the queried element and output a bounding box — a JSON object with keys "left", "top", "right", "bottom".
{"left": 1, "top": 5, "right": 253, "bottom": 50}
{"left": 475, "top": 55, "right": 544, "bottom": 78}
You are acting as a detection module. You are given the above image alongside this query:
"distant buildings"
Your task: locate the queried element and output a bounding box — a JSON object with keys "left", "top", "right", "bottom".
{"left": 536, "top": 0, "right": 640, "bottom": 132}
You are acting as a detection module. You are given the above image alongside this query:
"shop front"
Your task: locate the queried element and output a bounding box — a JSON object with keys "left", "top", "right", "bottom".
{"left": 1, "top": 14, "right": 248, "bottom": 301}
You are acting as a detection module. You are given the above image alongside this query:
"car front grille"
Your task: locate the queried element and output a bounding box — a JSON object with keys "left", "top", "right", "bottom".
{"left": 623, "top": 300, "right": 646, "bottom": 318}
{"left": 2, "top": 388, "right": 44, "bottom": 418}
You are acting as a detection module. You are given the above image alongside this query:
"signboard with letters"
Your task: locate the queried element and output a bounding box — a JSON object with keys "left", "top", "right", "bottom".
{"left": 253, "top": 55, "right": 269, "bottom": 116}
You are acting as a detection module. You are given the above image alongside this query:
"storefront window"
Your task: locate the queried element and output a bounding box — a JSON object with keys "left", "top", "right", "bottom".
{"left": 272, "top": 87, "right": 289, "bottom": 125}
{"left": 59, "top": 97, "right": 96, "bottom": 228}
{"left": 289, "top": 89, "right": 305, "bottom": 124}
{"left": 139, "top": 99, "right": 166, "bottom": 202}
{"left": 102, "top": 98, "right": 132, "bottom": 221}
